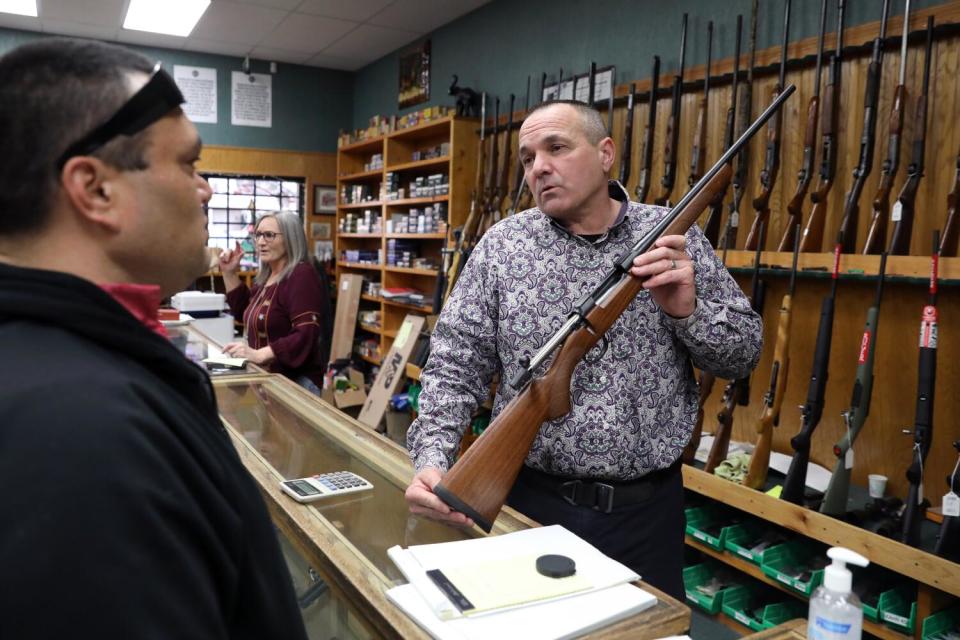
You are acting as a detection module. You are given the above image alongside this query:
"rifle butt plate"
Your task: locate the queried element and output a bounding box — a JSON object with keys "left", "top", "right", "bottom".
{"left": 434, "top": 483, "right": 494, "bottom": 533}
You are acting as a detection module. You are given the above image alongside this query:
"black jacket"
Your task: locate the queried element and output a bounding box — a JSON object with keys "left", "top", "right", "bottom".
{"left": 0, "top": 263, "right": 308, "bottom": 640}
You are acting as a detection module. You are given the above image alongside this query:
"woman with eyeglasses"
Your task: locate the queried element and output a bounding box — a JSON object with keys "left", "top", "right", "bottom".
{"left": 220, "top": 212, "right": 331, "bottom": 394}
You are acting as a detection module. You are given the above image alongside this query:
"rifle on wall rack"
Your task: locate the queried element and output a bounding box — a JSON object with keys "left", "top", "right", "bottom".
{"left": 778, "top": 0, "right": 829, "bottom": 252}
{"left": 635, "top": 55, "right": 660, "bottom": 204}
{"left": 701, "top": 15, "right": 741, "bottom": 248}
{"left": 504, "top": 76, "right": 531, "bottom": 218}
{"left": 725, "top": 0, "right": 758, "bottom": 251}
{"left": 744, "top": 227, "right": 800, "bottom": 490}
{"left": 704, "top": 230, "right": 766, "bottom": 474}
{"left": 688, "top": 21, "right": 713, "bottom": 191}
{"left": 900, "top": 230, "right": 939, "bottom": 547}
{"left": 746, "top": 0, "right": 791, "bottom": 252}
{"left": 819, "top": 253, "right": 888, "bottom": 515}
{"left": 654, "top": 13, "right": 687, "bottom": 207}
{"left": 799, "top": 0, "right": 846, "bottom": 253}
{"left": 492, "top": 93, "right": 514, "bottom": 224}
{"left": 941, "top": 148, "right": 960, "bottom": 257}
{"left": 836, "top": 0, "right": 889, "bottom": 254}
{"left": 433, "top": 87, "right": 797, "bottom": 532}
{"left": 933, "top": 441, "right": 960, "bottom": 561}
{"left": 619, "top": 83, "right": 636, "bottom": 188}
{"left": 863, "top": 0, "right": 912, "bottom": 255}
{"left": 888, "top": 16, "right": 934, "bottom": 256}
{"left": 781, "top": 232, "right": 843, "bottom": 504}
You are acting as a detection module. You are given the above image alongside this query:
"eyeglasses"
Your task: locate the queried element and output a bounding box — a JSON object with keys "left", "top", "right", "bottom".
{"left": 253, "top": 231, "right": 282, "bottom": 241}
{"left": 56, "top": 62, "right": 185, "bottom": 170}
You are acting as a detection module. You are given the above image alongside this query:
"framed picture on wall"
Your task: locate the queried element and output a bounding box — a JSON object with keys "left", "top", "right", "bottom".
{"left": 311, "top": 222, "right": 331, "bottom": 240}
{"left": 398, "top": 40, "right": 430, "bottom": 108}
{"left": 313, "top": 185, "right": 336, "bottom": 214}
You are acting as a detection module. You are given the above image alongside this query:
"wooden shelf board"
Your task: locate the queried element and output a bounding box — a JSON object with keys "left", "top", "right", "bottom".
{"left": 358, "top": 353, "right": 381, "bottom": 366}
{"left": 337, "top": 262, "right": 382, "bottom": 271}
{"left": 338, "top": 136, "right": 383, "bottom": 153}
{"left": 722, "top": 251, "right": 960, "bottom": 282}
{"left": 384, "top": 266, "right": 439, "bottom": 276}
{"left": 386, "top": 156, "right": 450, "bottom": 173}
{"left": 405, "top": 363, "right": 421, "bottom": 381}
{"left": 383, "top": 328, "right": 398, "bottom": 338}
{"left": 384, "top": 195, "right": 449, "bottom": 207}
{"left": 381, "top": 298, "right": 433, "bottom": 313}
{"left": 360, "top": 294, "right": 383, "bottom": 303}
{"left": 358, "top": 323, "right": 382, "bottom": 335}
{"left": 338, "top": 233, "right": 381, "bottom": 239}
{"left": 338, "top": 201, "right": 382, "bottom": 210}
{"left": 338, "top": 168, "right": 382, "bottom": 181}
{"left": 387, "top": 116, "right": 453, "bottom": 141}
{"left": 384, "top": 232, "right": 447, "bottom": 239}
{"left": 682, "top": 466, "right": 960, "bottom": 597}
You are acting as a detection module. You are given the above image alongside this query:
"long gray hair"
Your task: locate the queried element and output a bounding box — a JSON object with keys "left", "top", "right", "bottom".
{"left": 254, "top": 211, "right": 309, "bottom": 286}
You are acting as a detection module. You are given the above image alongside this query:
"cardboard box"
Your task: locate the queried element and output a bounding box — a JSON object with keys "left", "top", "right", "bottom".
{"left": 329, "top": 274, "right": 364, "bottom": 364}
{"left": 358, "top": 314, "right": 426, "bottom": 429}
{"left": 322, "top": 368, "right": 367, "bottom": 409}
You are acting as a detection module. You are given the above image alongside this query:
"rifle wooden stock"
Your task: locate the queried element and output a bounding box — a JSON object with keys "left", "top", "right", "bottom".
{"left": 704, "top": 381, "right": 738, "bottom": 474}
{"left": 777, "top": 95, "right": 819, "bottom": 251}
{"left": 635, "top": 56, "right": 660, "bottom": 204}
{"left": 682, "top": 371, "right": 715, "bottom": 465}
{"left": 942, "top": 157, "right": 960, "bottom": 257}
{"left": 889, "top": 177, "right": 920, "bottom": 255}
{"left": 435, "top": 164, "right": 733, "bottom": 532}
{"left": 746, "top": 88, "right": 784, "bottom": 251}
{"left": 744, "top": 295, "right": 792, "bottom": 489}
{"left": 690, "top": 100, "right": 707, "bottom": 188}
{"left": 800, "top": 180, "right": 832, "bottom": 252}
{"left": 864, "top": 84, "right": 906, "bottom": 254}
{"left": 838, "top": 179, "right": 866, "bottom": 256}
{"left": 655, "top": 113, "right": 678, "bottom": 206}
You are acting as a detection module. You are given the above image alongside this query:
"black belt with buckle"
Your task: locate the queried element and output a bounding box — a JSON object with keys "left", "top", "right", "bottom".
{"left": 518, "top": 463, "right": 679, "bottom": 514}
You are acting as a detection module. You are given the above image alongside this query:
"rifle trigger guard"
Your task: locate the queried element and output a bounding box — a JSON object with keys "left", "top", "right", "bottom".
{"left": 583, "top": 333, "right": 608, "bottom": 364}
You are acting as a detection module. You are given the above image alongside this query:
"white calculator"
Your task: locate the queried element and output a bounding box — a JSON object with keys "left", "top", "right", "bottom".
{"left": 280, "top": 471, "right": 373, "bottom": 503}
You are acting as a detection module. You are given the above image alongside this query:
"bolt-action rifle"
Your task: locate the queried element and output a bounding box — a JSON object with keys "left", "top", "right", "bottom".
{"left": 744, "top": 227, "right": 801, "bottom": 489}
{"left": 619, "top": 83, "right": 636, "bottom": 189}
{"left": 888, "top": 16, "right": 934, "bottom": 256}
{"left": 820, "top": 253, "right": 888, "bottom": 515}
{"left": 688, "top": 22, "right": 713, "bottom": 190}
{"left": 726, "top": 0, "right": 759, "bottom": 251}
{"left": 654, "top": 14, "right": 687, "bottom": 207}
{"left": 933, "top": 441, "right": 960, "bottom": 561}
{"left": 900, "top": 231, "right": 939, "bottom": 547}
{"left": 635, "top": 56, "right": 660, "bottom": 204}
{"left": 799, "top": 0, "right": 846, "bottom": 253}
{"left": 863, "top": 0, "right": 912, "bottom": 255}
{"left": 781, "top": 232, "right": 843, "bottom": 504}
{"left": 836, "top": 0, "right": 889, "bottom": 253}
{"left": 434, "top": 88, "right": 797, "bottom": 532}
{"left": 746, "top": 0, "right": 791, "bottom": 252}
{"left": 778, "top": 0, "right": 829, "bottom": 252}
{"left": 503, "top": 77, "right": 531, "bottom": 219}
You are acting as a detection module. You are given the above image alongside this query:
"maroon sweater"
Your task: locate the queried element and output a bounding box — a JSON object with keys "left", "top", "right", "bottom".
{"left": 226, "top": 262, "right": 329, "bottom": 384}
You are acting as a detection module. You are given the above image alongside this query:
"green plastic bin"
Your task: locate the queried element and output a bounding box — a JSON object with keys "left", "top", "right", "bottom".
{"left": 723, "top": 521, "right": 772, "bottom": 565}
{"left": 721, "top": 585, "right": 805, "bottom": 632}
{"left": 685, "top": 506, "right": 736, "bottom": 551}
{"left": 760, "top": 540, "right": 825, "bottom": 596}
{"left": 879, "top": 586, "right": 918, "bottom": 634}
{"left": 682, "top": 561, "right": 740, "bottom": 614}
{"left": 921, "top": 604, "right": 960, "bottom": 640}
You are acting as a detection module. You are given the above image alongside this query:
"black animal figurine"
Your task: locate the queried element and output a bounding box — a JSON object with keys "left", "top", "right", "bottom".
{"left": 448, "top": 75, "right": 481, "bottom": 117}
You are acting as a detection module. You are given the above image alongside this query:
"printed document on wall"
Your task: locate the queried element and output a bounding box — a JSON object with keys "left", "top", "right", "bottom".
{"left": 231, "top": 72, "right": 272, "bottom": 128}
{"left": 174, "top": 65, "right": 217, "bottom": 124}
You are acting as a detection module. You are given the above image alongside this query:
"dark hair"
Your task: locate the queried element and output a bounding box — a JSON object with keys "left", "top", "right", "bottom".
{"left": 524, "top": 100, "right": 608, "bottom": 145}
{"left": 0, "top": 38, "right": 156, "bottom": 235}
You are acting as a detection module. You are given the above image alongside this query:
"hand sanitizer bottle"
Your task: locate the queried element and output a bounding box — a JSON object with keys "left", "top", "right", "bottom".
{"left": 808, "top": 547, "right": 870, "bottom": 640}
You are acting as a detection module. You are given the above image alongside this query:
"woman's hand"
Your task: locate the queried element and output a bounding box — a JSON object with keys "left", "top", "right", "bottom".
{"left": 222, "top": 342, "right": 274, "bottom": 366}
{"left": 218, "top": 242, "right": 244, "bottom": 275}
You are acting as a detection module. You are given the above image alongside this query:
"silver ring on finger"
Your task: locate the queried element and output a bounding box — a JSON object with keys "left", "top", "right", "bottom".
{"left": 670, "top": 259, "right": 677, "bottom": 270}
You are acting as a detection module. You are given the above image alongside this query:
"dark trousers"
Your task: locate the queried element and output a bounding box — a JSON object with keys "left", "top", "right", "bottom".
{"left": 506, "top": 463, "right": 686, "bottom": 601}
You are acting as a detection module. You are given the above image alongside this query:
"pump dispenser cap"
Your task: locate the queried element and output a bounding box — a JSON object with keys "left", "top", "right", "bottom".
{"left": 824, "top": 547, "right": 869, "bottom": 593}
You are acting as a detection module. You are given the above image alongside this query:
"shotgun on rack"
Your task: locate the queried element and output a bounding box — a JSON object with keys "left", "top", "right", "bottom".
{"left": 688, "top": 21, "right": 713, "bottom": 190}
{"left": 933, "top": 441, "right": 960, "bottom": 561}
{"left": 504, "top": 76, "right": 531, "bottom": 218}
{"left": 434, "top": 86, "right": 797, "bottom": 532}
{"left": 941, "top": 148, "right": 960, "bottom": 257}
{"left": 863, "top": 0, "right": 912, "bottom": 255}
{"left": 635, "top": 56, "right": 660, "bottom": 204}
{"left": 819, "top": 253, "right": 888, "bottom": 515}
{"left": 619, "top": 83, "right": 636, "bottom": 188}
{"left": 492, "top": 93, "right": 514, "bottom": 224}
{"left": 654, "top": 14, "right": 687, "bottom": 207}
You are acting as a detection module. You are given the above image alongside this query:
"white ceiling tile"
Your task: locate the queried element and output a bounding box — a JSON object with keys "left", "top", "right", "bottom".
{"left": 39, "top": 0, "right": 125, "bottom": 28}
{"left": 117, "top": 29, "right": 188, "bottom": 50}
{"left": 248, "top": 44, "right": 310, "bottom": 64}
{"left": 296, "top": 0, "right": 392, "bottom": 22}
{"left": 369, "top": 0, "right": 489, "bottom": 33}
{"left": 191, "top": 1, "right": 285, "bottom": 44}
{"left": 258, "top": 11, "right": 356, "bottom": 53}
{"left": 322, "top": 23, "right": 418, "bottom": 61}
{"left": 306, "top": 50, "right": 368, "bottom": 71}
{"left": 0, "top": 13, "right": 41, "bottom": 31}
{"left": 231, "top": 0, "right": 301, "bottom": 9}
{"left": 184, "top": 36, "right": 252, "bottom": 57}
{"left": 40, "top": 18, "right": 119, "bottom": 41}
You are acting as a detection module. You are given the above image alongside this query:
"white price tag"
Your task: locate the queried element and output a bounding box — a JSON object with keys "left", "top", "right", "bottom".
{"left": 730, "top": 210, "right": 740, "bottom": 226}
{"left": 943, "top": 492, "right": 960, "bottom": 517}
{"left": 891, "top": 201, "right": 903, "bottom": 222}
{"left": 918, "top": 482, "right": 924, "bottom": 505}
{"left": 845, "top": 448, "right": 854, "bottom": 470}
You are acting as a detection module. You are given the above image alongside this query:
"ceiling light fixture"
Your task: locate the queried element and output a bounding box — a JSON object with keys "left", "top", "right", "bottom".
{"left": 123, "top": 0, "right": 211, "bottom": 37}
{"left": 0, "top": 0, "right": 37, "bottom": 17}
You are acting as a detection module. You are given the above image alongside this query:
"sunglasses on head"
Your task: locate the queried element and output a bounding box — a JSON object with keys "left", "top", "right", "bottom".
{"left": 56, "top": 62, "right": 185, "bottom": 170}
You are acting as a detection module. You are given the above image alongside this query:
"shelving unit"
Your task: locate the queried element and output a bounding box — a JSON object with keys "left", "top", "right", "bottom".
{"left": 335, "top": 115, "right": 479, "bottom": 367}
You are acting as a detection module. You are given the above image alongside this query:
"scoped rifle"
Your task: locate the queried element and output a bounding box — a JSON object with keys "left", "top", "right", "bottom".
{"left": 434, "top": 87, "right": 797, "bottom": 532}
{"left": 443, "top": 93, "right": 486, "bottom": 303}
{"left": 933, "top": 441, "right": 960, "bottom": 561}
{"left": 746, "top": 0, "right": 791, "bottom": 252}
{"left": 726, "top": 0, "right": 759, "bottom": 251}
{"left": 744, "top": 228, "right": 800, "bottom": 489}
{"left": 781, "top": 232, "right": 843, "bottom": 504}
{"left": 704, "top": 230, "right": 766, "bottom": 475}
{"left": 778, "top": 0, "right": 829, "bottom": 252}
{"left": 635, "top": 56, "right": 660, "bottom": 204}
{"left": 863, "top": 0, "right": 912, "bottom": 255}
{"left": 688, "top": 22, "right": 713, "bottom": 190}
{"left": 941, "top": 148, "right": 960, "bottom": 257}
{"left": 800, "top": 0, "right": 846, "bottom": 253}
{"left": 837, "top": 0, "right": 889, "bottom": 253}
{"left": 901, "top": 230, "right": 939, "bottom": 547}
{"left": 888, "top": 16, "right": 934, "bottom": 256}
{"left": 820, "top": 253, "right": 888, "bottom": 516}
{"left": 619, "top": 83, "right": 636, "bottom": 188}
{"left": 654, "top": 14, "right": 687, "bottom": 207}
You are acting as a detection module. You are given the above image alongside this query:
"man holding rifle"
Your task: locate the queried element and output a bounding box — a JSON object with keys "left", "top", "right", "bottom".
{"left": 405, "top": 101, "right": 762, "bottom": 599}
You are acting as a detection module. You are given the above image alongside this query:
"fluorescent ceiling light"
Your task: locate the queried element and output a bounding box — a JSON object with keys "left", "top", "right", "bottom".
{"left": 0, "top": 0, "right": 37, "bottom": 17}
{"left": 123, "top": 0, "right": 210, "bottom": 37}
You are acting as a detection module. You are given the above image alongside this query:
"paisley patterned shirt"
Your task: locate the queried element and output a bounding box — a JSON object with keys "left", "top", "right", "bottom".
{"left": 408, "top": 182, "right": 762, "bottom": 480}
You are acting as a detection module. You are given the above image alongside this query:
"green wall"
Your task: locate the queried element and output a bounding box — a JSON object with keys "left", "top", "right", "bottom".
{"left": 0, "top": 27, "right": 352, "bottom": 153}
{"left": 352, "top": 0, "right": 943, "bottom": 128}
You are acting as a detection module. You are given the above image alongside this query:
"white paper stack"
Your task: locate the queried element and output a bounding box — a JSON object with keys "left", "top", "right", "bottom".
{"left": 386, "top": 525, "right": 657, "bottom": 640}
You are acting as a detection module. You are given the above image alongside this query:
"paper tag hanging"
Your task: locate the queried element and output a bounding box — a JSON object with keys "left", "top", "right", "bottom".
{"left": 845, "top": 448, "right": 854, "bottom": 470}
{"left": 891, "top": 201, "right": 903, "bottom": 222}
{"left": 943, "top": 492, "right": 960, "bottom": 517}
